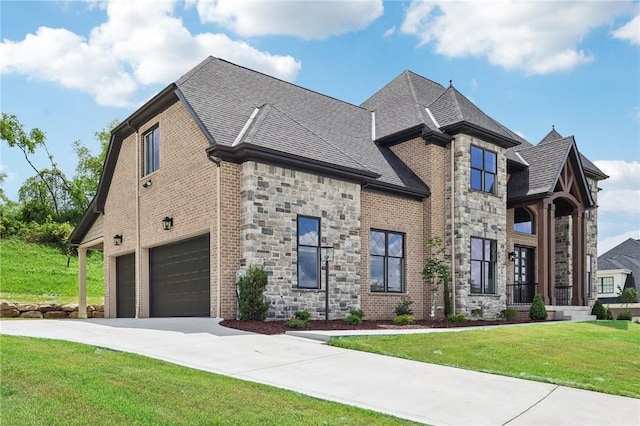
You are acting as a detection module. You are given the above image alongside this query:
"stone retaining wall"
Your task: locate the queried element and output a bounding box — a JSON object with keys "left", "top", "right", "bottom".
{"left": 0, "top": 301, "right": 104, "bottom": 319}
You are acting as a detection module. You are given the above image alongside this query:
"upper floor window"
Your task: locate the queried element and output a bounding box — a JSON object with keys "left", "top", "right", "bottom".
{"left": 297, "top": 216, "right": 320, "bottom": 289}
{"left": 471, "top": 237, "right": 496, "bottom": 294}
{"left": 370, "top": 230, "right": 404, "bottom": 293}
{"left": 598, "top": 276, "right": 613, "bottom": 294}
{"left": 514, "top": 207, "right": 535, "bottom": 234}
{"left": 470, "top": 145, "right": 497, "bottom": 193}
{"left": 144, "top": 127, "right": 160, "bottom": 175}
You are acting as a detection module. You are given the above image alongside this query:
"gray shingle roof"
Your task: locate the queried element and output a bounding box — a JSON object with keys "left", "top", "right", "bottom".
{"left": 598, "top": 238, "right": 640, "bottom": 301}
{"left": 535, "top": 127, "right": 607, "bottom": 179}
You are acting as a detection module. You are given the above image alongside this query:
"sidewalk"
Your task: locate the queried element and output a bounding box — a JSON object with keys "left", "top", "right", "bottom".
{"left": 2, "top": 319, "right": 638, "bottom": 425}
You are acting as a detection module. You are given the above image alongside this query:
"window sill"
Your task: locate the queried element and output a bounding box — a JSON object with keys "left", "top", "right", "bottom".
{"left": 368, "top": 291, "right": 406, "bottom": 296}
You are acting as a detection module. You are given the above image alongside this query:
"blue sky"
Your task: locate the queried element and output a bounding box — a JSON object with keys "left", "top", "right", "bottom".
{"left": 1, "top": 0, "right": 639, "bottom": 253}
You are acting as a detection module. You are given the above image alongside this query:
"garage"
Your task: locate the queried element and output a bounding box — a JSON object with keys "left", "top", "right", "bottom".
{"left": 116, "top": 253, "right": 136, "bottom": 318}
{"left": 149, "top": 234, "right": 210, "bottom": 317}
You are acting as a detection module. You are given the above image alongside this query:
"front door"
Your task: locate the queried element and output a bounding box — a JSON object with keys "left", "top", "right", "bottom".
{"left": 514, "top": 246, "right": 535, "bottom": 303}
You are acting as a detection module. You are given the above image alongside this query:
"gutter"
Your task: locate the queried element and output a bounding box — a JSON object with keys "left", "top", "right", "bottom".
{"left": 207, "top": 152, "right": 223, "bottom": 318}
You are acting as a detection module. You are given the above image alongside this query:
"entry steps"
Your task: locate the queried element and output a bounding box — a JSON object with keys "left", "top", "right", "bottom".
{"left": 553, "top": 306, "right": 596, "bottom": 321}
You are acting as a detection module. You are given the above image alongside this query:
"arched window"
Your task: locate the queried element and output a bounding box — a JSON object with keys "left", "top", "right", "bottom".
{"left": 514, "top": 208, "right": 535, "bottom": 234}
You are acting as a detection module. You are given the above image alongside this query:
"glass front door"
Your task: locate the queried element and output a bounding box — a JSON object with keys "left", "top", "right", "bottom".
{"left": 514, "top": 246, "right": 535, "bottom": 303}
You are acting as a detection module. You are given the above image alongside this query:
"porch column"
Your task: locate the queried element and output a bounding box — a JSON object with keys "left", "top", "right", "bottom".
{"left": 78, "top": 247, "right": 88, "bottom": 319}
{"left": 572, "top": 209, "right": 586, "bottom": 305}
{"left": 547, "top": 204, "right": 556, "bottom": 305}
{"left": 537, "top": 200, "right": 554, "bottom": 305}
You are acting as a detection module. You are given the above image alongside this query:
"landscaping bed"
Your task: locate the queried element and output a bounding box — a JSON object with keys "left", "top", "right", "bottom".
{"left": 221, "top": 318, "right": 540, "bottom": 335}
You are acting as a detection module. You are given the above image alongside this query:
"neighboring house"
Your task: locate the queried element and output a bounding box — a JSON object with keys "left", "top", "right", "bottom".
{"left": 597, "top": 238, "right": 640, "bottom": 304}
{"left": 69, "top": 57, "right": 608, "bottom": 320}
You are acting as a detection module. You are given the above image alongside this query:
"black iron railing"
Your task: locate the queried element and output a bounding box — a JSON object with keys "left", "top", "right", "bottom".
{"left": 507, "top": 283, "right": 537, "bottom": 305}
{"left": 555, "top": 286, "right": 573, "bottom": 306}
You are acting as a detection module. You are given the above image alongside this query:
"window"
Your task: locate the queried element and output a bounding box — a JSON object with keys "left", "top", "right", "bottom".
{"left": 598, "top": 276, "right": 614, "bottom": 294}
{"left": 297, "top": 216, "right": 320, "bottom": 289}
{"left": 370, "top": 230, "right": 404, "bottom": 293}
{"left": 470, "top": 237, "right": 496, "bottom": 294}
{"left": 470, "top": 145, "right": 497, "bottom": 193}
{"left": 144, "top": 127, "right": 160, "bottom": 175}
{"left": 514, "top": 207, "right": 535, "bottom": 234}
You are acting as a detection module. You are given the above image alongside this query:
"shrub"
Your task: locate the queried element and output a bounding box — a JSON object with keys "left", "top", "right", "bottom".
{"left": 470, "top": 308, "right": 484, "bottom": 319}
{"left": 286, "top": 318, "right": 308, "bottom": 329}
{"left": 343, "top": 314, "right": 362, "bottom": 325}
{"left": 237, "top": 266, "right": 269, "bottom": 320}
{"left": 394, "top": 297, "right": 413, "bottom": 316}
{"left": 350, "top": 309, "right": 365, "bottom": 320}
{"left": 617, "top": 311, "right": 632, "bottom": 321}
{"left": 293, "top": 309, "right": 311, "bottom": 321}
{"left": 605, "top": 307, "right": 614, "bottom": 320}
{"left": 591, "top": 300, "right": 606, "bottom": 320}
{"left": 446, "top": 313, "right": 466, "bottom": 322}
{"left": 529, "top": 293, "right": 547, "bottom": 320}
{"left": 500, "top": 308, "right": 518, "bottom": 321}
{"left": 393, "top": 314, "right": 415, "bottom": 325}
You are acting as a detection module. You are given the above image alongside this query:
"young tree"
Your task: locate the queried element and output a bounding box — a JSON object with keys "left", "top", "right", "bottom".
{"left": 422, "top": 237, "right": 451, "bottom": 318}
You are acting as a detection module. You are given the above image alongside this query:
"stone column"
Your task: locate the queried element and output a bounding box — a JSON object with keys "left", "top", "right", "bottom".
{"left": 78, "top": 247, "right": 88, "bottom": 319}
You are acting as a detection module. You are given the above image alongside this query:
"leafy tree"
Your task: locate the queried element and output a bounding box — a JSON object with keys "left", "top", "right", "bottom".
{"left": 617, "top": 286, "right": 638, "bottom": 312}
{"left": 422, "top": 237, "right": 451, "bottom": 317}
{"left": 72, "top": 120, "right": 116, "bottom": 203}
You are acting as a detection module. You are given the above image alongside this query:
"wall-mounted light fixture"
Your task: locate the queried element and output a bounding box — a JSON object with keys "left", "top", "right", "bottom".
{"left": 113, "top": 234, "right": 123, "bottom": 246}
{"left": 142, "top": 180, "right": 152, "bottom": 188}
{"left": 162, "top": 216, "right": 174, "bottom": 231}
{"left": 508, "top": 251, "right": 516, "bottom": 262}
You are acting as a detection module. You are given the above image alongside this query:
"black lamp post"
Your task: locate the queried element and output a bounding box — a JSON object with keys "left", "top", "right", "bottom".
{"left": 321, "top": 246, "right": 334, "bottom": 325}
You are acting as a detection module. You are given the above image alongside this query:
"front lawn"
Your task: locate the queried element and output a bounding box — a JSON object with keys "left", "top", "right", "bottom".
{"left": 0, "top": 335, "right": 417, "bottom": 425}
{"left": 330, "top": 321, "right": 640, "bottom": 398}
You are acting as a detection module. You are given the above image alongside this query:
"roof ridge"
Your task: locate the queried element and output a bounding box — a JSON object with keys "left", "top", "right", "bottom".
{"left": 404, "top": 71, "right": 430, "bottom": 126}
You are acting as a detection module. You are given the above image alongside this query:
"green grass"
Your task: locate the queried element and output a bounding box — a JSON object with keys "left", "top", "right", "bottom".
{"left": 0, "top": 335, "right": 417, "bottom": 425}
{"left": 330, "top": 321, "right": 640, "bottom": 398}
{"left": 0, "top": 238, "right": 104, "bottom": 304}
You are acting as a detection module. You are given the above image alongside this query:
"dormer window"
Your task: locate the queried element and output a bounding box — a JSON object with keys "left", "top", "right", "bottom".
{"left": 470, "top": 145, "right": 497, "bottom": 193}
{"left": 514, "top": 207, "right": 535, "bottom": 234}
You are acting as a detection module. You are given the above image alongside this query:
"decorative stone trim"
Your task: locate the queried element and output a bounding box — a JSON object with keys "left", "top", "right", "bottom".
{"left": 0, "top": 301, "right": 105, "bottom": 319}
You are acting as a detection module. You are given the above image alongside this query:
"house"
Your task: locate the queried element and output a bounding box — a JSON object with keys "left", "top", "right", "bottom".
{"left": 597, "top": 238, "right": 640, "bottom": 304}
{"left": 69, "top": 56, "right": 607, "bottom": 321}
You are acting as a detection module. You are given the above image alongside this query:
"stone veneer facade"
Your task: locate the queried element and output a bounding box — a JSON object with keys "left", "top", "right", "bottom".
{"left": 239, "top": 162, "right": 361, "bottom": 319}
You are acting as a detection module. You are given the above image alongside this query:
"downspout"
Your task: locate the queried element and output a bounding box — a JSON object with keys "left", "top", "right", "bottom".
{"left": 208, "top": 153, "right": 223, "bottom": 318}
{"left": 127, "top": 120, "right": 141, "bottom": 318}
{"left": 450, "top": 138, "right": 456, "bottom": 315}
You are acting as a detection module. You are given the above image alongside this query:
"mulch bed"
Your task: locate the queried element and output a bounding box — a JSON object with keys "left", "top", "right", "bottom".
{"left": 221, "top": 318, "right": 539, "bottom": 335}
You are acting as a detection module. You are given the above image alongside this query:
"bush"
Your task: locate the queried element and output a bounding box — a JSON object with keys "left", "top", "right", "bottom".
{"left": 591, "top": 300, "right": 606, "bottom": 320}
{"left": 293, "top": 309, "right": 311, "bottom": 321}
{"left": 500, "top": 308, "right": 518, "bottom": 321}
{"left": 529, "top": 293, "right": 547, "bottom": 320}
{"left": 393, "top": 314, "right": 415, "bottom": 325}
{"left": 18, "top": 220, "right": 73, "bottom": 252}
{"left": 350, "top": 309, "right": 365, "bottom": 320}
{"left": 343, "top": 314, "right": 362, "bottom": 325}
{"left": 617, "top": 311, "right": 632, "bottom": 321}
{"left": 446, "top": 313, "right": 466, "bottom": 322}
{"left": 237, "top": 266, "right": 269, "bottom": 320}
{"left": 605, "top": 307, "right": 614, "bottom": 320}
{"left": 286, "top": 318, "right": 309, "bottom": 329}
{"left": 470, "top": 308, "right": 484, "bottom": 319}
{"left": 394, "top": 297, "right": 413, "bottom": 316}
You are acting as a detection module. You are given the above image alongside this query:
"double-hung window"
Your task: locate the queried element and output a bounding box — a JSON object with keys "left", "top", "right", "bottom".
{"left": 470, "top": 237, "right": 496, "bottom": 294}
{"left": 471, "top": 145, "right": 497, "bottom": 193}
{"left": 297, "top": 216, "right": 320, "bottom": 289}
{"left": 370, "top": 230, "right": 404, "bottom": 293}
{"left": 597, "top": 276, "right": 613, "bottom": 294}
{"left": 144, "top": 126, "right": 160, "bottom": 175}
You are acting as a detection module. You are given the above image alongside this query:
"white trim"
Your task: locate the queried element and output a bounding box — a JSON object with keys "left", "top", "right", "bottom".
{"left": 515, "top": 152, "right": 530, "bottom": 166}
{"left": 233, "top": 107, "right": 260, "bottom": 147}
{"left": 425, "top": 107, "right": 441, "bottom": 129}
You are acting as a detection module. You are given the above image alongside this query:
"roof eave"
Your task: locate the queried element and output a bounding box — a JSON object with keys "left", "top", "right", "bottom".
{"left": 442, "top": 122, "right": 520, "bottom": 149}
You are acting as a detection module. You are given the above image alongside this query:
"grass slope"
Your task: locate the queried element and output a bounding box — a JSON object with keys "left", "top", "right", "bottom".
{"left": 0, "top": 238, "right": 104, "bottom": 304}
{"left": 330, "top": 321, "right": 640, "bottom": 398}
{"left": 0, "top": 335, "right": 417, "bottom": 425}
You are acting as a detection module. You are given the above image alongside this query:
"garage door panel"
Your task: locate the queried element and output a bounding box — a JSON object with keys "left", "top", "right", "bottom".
{"left": 150, "top": 234, "right": 210, "bottom": 317}
{"left": 116, "top": 253, "right": 136, "bottom": 318}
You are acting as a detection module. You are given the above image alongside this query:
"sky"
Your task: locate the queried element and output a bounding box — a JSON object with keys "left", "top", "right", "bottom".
{"left": 1, "top": 0, "right": 639, "bottom": 254}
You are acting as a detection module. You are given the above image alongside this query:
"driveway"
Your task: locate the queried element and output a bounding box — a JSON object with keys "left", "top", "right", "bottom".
{"left": 1, "top": 318, "right": 638, "bottom": 426}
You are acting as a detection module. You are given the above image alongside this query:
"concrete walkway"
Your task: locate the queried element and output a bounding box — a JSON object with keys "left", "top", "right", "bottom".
{"left": 1, "top": 318, "right": 638, "bottom": 426}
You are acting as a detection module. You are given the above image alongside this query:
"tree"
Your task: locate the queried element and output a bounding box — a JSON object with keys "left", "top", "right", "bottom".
{"left": 422, "top": 237, "right": 451, "bottom": 318}
{"left": 72, "top": 120, "right": 116, "bottom": 204}
{"left": 617, "top": 286, "right": 638, "bottom": 312}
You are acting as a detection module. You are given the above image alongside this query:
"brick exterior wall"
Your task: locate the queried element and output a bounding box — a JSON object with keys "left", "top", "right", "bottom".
{"left": 360, "top": 190, "right": 425, "bottom": 320}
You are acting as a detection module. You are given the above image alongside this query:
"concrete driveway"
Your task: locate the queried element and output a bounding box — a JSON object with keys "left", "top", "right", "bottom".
{"left": 1, "top": 318, "right": 638, "bottom": 426}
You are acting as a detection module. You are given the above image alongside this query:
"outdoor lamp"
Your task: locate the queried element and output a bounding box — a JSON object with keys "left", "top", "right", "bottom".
{"left": 321, "top": 246, "right": 334, "bottom": 262}
{"left": 162, "top": 216, "right": 174, "bottom": 231}
{"left": 508, "top": 251, "right": 516, "bottom": 262}
{"left": 113, "top": 234, "right": 123, "bottom": 246}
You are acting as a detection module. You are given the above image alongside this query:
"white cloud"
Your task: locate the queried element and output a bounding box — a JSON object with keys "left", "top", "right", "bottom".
{"left": 599, "top": 229, "right": 640, "bottom": 255}
{"left": 383, "top": 26, "right": 396, "bottom": 38}
{"left": 0, "top": 164, "right": 17, "bottom": 182}
{"left": 0, "top": 0, "right": 301, "bottom": 107}
{"left": 191, "top": 0, "right": 383, "bottom": 40}
{"left": 612, "top": 13, "right": 640, "bottom": 45}
{"left": 593, "top": 160, "right": 640, "bottom": 216}
{"left": 470, "top": 78, "right": 478, "bottom": 90}
{"left": 400, "top": 1, "right": 633, "bottom": 74}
